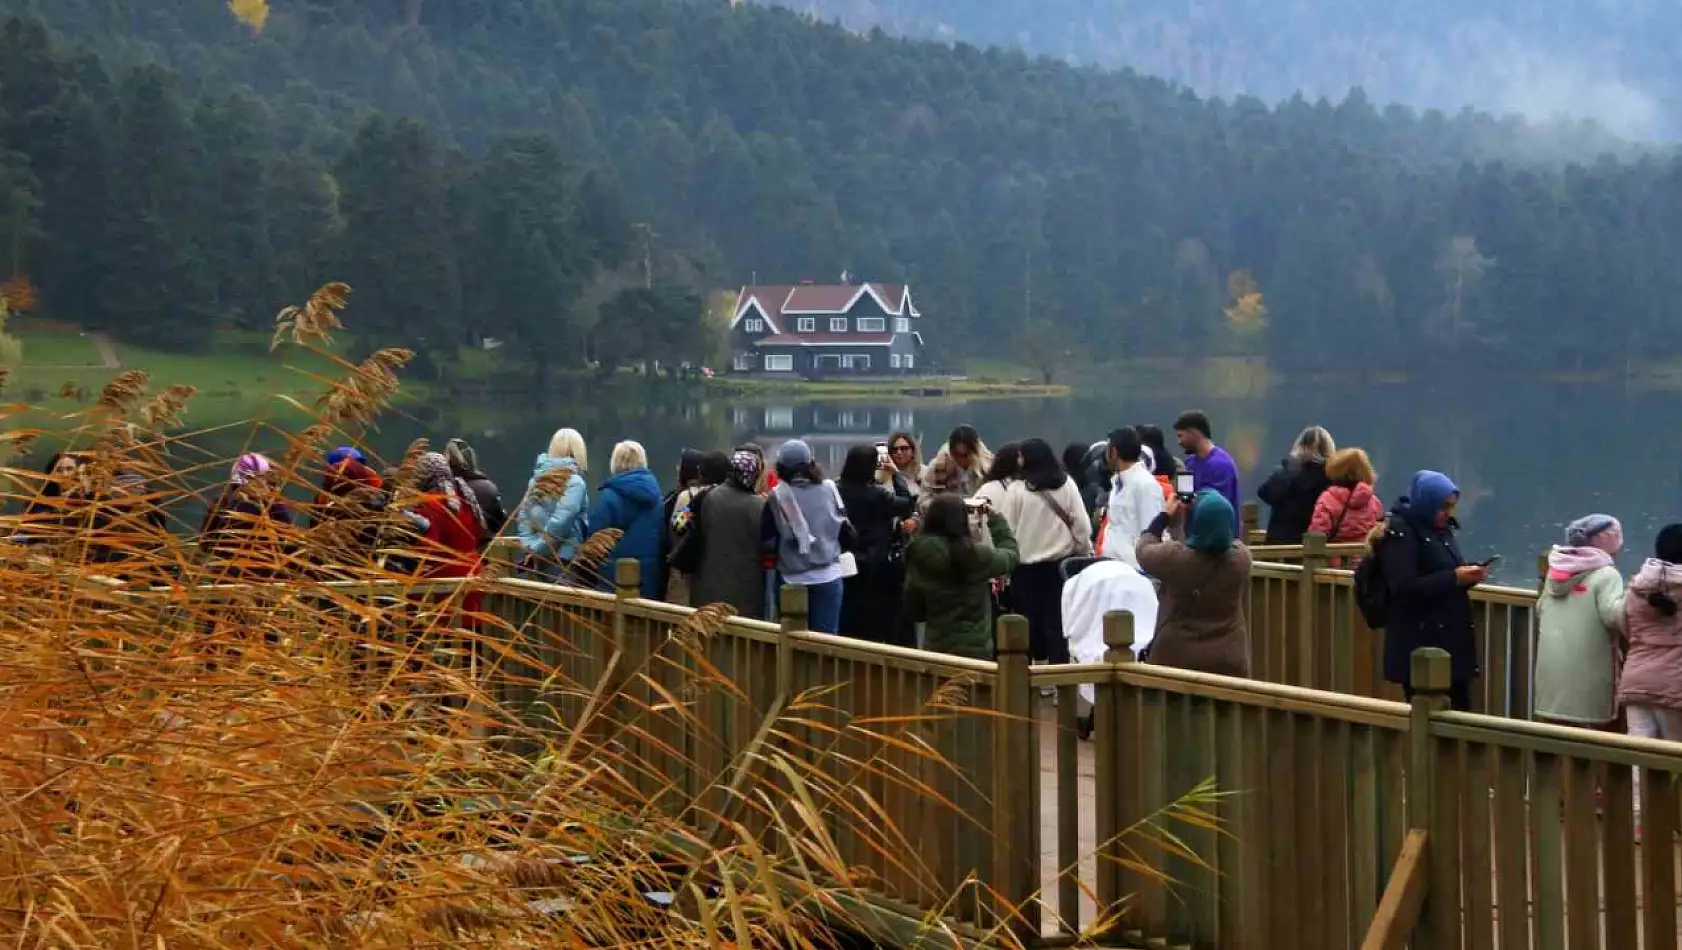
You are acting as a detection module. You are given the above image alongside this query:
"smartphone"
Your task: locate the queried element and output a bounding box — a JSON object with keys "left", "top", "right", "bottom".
{"left": 964, "top": 496, "right": 989, "bottom": 511}
{"left": 876, "top": 441, "right": 890, "bottom": 462}
{"left": 1175, "top": 473, "right": 1196, "bottom": 499}
{"left": 1479, "top": 555, "right": 1502, "bottom": 569}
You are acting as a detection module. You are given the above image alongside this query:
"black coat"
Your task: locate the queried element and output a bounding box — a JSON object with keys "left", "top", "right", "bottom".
{"left": 837, "top": 477, "right": 914, "bottom": 646}
{"left": 461, "top": 473, "right": 507, "bottom": 541}
{"left": 1257, "top": 458, "right": 1330, "bottom": 543}
{"left": 1379, "top": 504, "right": 1478, "bottom": 685}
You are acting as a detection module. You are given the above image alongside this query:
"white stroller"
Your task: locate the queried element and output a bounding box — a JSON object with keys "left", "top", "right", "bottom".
{"left": 1060, "top": 556, "right": 1158, "bottom": 739}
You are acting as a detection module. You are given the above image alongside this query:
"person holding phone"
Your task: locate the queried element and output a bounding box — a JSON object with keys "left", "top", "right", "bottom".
{"left": 1377, "top": 470, "right": 1482, "bottom": 711}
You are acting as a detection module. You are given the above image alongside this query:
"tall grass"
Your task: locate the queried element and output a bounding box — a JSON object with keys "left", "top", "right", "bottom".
{"left": 0, "top": 284, "right": 1216, "bottom": 948}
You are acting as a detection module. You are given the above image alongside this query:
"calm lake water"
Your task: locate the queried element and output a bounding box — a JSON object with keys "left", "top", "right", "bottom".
{"left": 139, "top": 377, "right": 1682, "bottom": 587}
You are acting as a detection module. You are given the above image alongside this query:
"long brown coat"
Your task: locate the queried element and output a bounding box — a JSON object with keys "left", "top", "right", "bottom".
{"left": 1136, "top": 534, "right": 1251, "bottom": 677}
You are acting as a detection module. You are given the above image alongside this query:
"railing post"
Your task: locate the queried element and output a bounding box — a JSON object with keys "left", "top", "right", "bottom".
{"left": 992, "top": 614, "right": 1039, "bottom": 941}
{"left": 1094, "top": 609, "right": 1135, "bottom": 927}
{"left": 777, "top": 584, "right": 807, "bottom": 698}
{"left": 1299, "top": 532, "right": 1328, "bottom": 689}
{"left": 612, "top": 558, "right": 654, "bottom": 795}
{"left": 1407, "top": 646, "right": 1452, "bottom": 949}
{"left": 1241, "top": 501, "right": 1261, "bottom": 543}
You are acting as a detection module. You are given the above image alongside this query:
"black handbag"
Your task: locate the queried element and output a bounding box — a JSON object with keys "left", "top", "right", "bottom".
{"left": 667, "top": 488, "right": 708, "bottom": 574}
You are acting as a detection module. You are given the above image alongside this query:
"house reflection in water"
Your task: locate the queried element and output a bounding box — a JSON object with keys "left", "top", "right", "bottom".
{"left": 732, "top": 405, "right": 920, "bottom": 471}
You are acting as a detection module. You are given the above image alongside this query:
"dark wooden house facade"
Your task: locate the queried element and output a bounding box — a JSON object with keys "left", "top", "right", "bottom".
{"left": 728, "top": 281, "right": 926, "bottom": 377}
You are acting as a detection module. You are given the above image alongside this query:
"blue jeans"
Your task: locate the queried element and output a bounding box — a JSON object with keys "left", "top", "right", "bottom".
{"left": 803, "top": 579, "right": 844, "bottom": 634}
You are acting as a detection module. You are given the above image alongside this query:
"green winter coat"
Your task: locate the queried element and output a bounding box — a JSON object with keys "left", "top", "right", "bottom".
{"left": 904, "top": 512, "right": 1020, "bottom": 660}
{"left": 1534, "top": 557, "right": 1626, "bottom": 725}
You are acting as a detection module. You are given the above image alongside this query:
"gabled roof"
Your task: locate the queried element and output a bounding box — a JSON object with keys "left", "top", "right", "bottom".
{"left": 731, "top": 281, "right": 919, "bottom": 329}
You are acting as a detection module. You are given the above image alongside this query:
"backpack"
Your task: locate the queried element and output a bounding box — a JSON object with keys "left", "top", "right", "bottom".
{"left": 1353, "top": 521, "right": 1391, "bottom": 629}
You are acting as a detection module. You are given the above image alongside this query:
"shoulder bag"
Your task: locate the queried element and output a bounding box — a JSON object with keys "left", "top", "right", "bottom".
{"left": 1037, "top": 485, "right": 1091, "bottom": 555}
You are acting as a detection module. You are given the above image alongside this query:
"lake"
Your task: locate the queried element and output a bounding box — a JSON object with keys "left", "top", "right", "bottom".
{"left": 120, "top": 376, "right": 1682, "bottom": 587}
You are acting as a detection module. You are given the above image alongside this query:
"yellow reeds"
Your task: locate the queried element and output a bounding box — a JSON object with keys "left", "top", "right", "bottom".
{"left": 0, "top": 282, "right": 1217, "bottom": 949}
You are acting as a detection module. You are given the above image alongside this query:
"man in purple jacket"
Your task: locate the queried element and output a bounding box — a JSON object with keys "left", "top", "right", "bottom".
{"left": 1174, "top": 409, "right": 1241, "bottom": 532}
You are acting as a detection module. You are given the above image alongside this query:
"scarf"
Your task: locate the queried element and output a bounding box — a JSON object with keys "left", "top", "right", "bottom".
{"left": 770, "top": 482, "right": 813, "bottom": 555}
{"left": 416, "top": 451, "right": 486, "bottom": 529}
{"left": 727, "top": 450, "right": 761, "bottom": 493}
{"left": 1185, "top": 489, "right": 1237, "bottom": 553}
{"left": 231, "top": 452, "right": 273, "bottom": 486}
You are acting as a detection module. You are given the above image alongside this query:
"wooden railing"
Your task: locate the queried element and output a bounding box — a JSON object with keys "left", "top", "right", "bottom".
{"left": 143, "top": 558, "right": 1682, "bottom": 949}
{"left": 1242, "top": 532, "right": 1542, "bottom": 719}
{"left": 1033, "top": 611, "right": 1682, "bottom": 950}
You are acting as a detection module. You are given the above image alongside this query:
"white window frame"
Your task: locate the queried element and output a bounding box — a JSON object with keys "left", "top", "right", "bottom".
{"left": 890, "top": 353, "right": 902, "bottom": 369}
{"left": 842, "top": 354, "right": 871, "bottom": 371}
{"left": 797, "top": 317, "right": 816, "bottom": 332}
{"left": 764, "top": 406, "right": 794, "bottom": 428}
{"left": 815, "top": 354, "right": 843, "bottom": 370}
{"left": 763, "top": 354, "right": 793, "bottom": 372}
{"left": 904, "top": 354, "right": 915, "bottom": 370}
{"left": 829, "top": 317, "right": 848, "bottom": 332}
{"left": 732, "top": 354, "right": 751, "bottom": 371}
{"left": 744, "top": 318, "right": 764, "bottom": 333}
{"left": 894, "top": 317, "right": 910, "bottom": 333}
{"left": 857, "top": 317, "right": 886, "bottom": 332}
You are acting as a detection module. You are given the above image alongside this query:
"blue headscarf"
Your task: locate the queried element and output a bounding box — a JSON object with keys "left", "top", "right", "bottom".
{"left": 1405, "top": 470, "right": 1459, "bottom": 527}
{"left": 326, "top": 446, "right": 366, "bottom": 467}
{"left": 1185, "top": 489, "right": 1237, "bottom": 553}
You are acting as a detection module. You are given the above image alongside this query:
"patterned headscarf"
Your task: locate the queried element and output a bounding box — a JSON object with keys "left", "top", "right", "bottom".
{"left": 727, "top": 450, "right": 761, "bottom": 492}
{"left": 415, "top": 451, "right": 486, "bottom": 528}
{"left": 445, "top": 438, "right": 479, "bottom": 477}
{"left": 231, "top": 452, "right": 273, "bottom": 486}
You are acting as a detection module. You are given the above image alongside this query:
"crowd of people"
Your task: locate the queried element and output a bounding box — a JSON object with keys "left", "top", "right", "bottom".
{"left": 19, "top": 411, "right": 1682, "bottom": 786}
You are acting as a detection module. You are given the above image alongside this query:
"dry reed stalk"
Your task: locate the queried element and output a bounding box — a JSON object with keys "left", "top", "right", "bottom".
{"left": 0, "top": 283, "right": 1090, "bottom": 950}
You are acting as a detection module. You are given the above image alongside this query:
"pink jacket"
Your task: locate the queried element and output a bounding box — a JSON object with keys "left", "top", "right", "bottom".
{"left": 1619, "top": 558, "right": 1682, "bottom": 711}
{"left": 1309, "top": 483, "right": 1383, "bottom": 543}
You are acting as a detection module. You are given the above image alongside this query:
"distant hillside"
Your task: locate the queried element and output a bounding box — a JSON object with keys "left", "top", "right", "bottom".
{"left": 767, "top": 0, "right": 1681, "bottom": 140}
{"left": 0, "top": 0, "right": 1680, "bottom": 375}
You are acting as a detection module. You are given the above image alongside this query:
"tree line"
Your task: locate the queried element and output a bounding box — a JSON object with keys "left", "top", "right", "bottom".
{"left": 1, "top": 0, "right": 1680, "bottom": 374}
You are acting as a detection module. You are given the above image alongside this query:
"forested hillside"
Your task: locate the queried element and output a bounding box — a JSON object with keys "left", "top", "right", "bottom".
{"left": 0, "top": 0, "right": 1676, "bottom": 375}
{"left": 769, "top": 0, "right": 1681, "bottom": 141}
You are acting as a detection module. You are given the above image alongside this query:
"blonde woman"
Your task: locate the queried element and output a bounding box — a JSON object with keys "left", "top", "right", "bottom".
{"left": 587, "top": 440, "right": 664, "bottom": 597}
{"left": 1257, "top": 425, "right": 1336, "bottom": 543}
{"left": 515, "top": 427, "right": 590, "bottom": 581}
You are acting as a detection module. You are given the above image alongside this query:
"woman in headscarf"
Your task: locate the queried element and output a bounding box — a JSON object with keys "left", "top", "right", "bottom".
{"left": 686, "top": 448, "right": 770, "bottom": 619}
{"left": 1136, "top": 488, "right": 1251, "bottom": 676}
{"left": 200, "top": 452, "right": 292, "bottom": 578}
{"left": 1377, "top": 470, "right": 1486, "bottom": 710}
{"left": 1534, "top": 514, "right": 1627, "bottom": 728}
{"left": 445, "top": 438, "right": 507, "bottom": 545}
{"left": 311, "top": 446, "right": 388, "bottom": 572}
{"left": 409, "top": 451, "right": 487, "bottom": 581}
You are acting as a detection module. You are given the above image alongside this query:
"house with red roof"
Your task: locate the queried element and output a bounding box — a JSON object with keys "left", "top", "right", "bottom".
{"left": 728, "top": 280, "right": 926, "bottom": 377}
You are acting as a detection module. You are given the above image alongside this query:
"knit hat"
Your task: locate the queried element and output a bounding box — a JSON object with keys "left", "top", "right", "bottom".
{"left": 776, "top": 439, "right": 813, "bottom": 468}
{"left": 1566, "top": 514, "right": 1623, "bottom": 555}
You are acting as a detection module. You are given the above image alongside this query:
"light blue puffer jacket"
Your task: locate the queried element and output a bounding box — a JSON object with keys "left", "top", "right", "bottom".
{"left": 515, "top": 454, "right": 588, "bottom": 561}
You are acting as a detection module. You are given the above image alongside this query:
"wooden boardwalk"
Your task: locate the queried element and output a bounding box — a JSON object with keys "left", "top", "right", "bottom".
{"left": 1029, "top": 704, "right": 1682, "bottom": 946}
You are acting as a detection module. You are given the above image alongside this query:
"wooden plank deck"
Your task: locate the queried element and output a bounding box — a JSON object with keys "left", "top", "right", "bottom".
{"left": 1029, "top": 706, "right": 1682, "bottom": 946}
